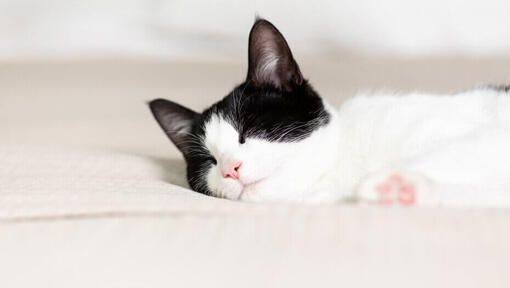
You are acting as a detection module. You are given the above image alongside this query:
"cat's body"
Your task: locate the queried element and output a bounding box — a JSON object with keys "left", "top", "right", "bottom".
{"left": 310, "top": 88, "right": 510, "bottom": 206}
{"left": 150, "top": 19, "right": 510, "bottom": 207}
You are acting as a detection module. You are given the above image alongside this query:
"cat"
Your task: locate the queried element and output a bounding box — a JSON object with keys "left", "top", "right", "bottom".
{"left": 149, "top": 18, "right": 510, "bottom": 207}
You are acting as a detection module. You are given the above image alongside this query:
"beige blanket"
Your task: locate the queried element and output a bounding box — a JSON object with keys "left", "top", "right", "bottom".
{"left": 1, "top": 58, "right": 509, "bottom": 287}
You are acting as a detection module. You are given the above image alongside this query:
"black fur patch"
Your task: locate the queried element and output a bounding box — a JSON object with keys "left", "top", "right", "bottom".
{"left": 204, "top": 82, "right": 329, "bottom": 143}
{"left": 486, "top": 84, "right": 510, "bottom": 93}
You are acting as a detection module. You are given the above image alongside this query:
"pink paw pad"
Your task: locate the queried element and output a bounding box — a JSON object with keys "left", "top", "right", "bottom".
{"left": 374, "top": 174, "right": 416, "bottom": 206}
{"left": 358, "top": 170, "right": 434, "bottom": 206}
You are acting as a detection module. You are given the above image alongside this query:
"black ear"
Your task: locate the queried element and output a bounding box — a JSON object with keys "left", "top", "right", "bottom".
{"left": 149, "top": 99, "right": 199, "bottom": 156}
{"left": 246, "top": 19, "right": 303, "bottom": 91}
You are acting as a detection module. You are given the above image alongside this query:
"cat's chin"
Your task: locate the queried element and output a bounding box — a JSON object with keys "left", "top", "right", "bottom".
{"left": 236, "top": 179, "right": 265, "bottom": 202}
{"left": 211, "top": 179, "right": 263, "bottom": 201}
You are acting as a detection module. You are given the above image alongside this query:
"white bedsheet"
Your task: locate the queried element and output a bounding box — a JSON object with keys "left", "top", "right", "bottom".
{"left": 1, "top": 145, "right": 509, "bottom": 288}
{"left": 1, "top": 59, "right": 509, "bottom": 287}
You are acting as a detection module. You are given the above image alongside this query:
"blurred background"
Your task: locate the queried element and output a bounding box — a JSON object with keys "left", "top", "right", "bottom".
{"left": 1, "top": 0, "right": 510, "bottom": 156}
{"left": 2, "top": 0, "right": 510, "bottom": 60}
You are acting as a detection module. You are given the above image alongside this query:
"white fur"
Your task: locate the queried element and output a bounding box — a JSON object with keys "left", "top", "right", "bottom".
{"left": 204, "top": 88, "right": 510, "bottom": 206}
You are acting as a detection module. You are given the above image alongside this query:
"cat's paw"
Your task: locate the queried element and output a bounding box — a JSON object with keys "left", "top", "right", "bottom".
{"left": 356, "top": 170, "right": 438, "bottom": 206}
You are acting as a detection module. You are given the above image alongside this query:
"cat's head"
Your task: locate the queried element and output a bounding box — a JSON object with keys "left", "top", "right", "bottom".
{"left": 150, "top": 19, "right": 334, "bottom": 202}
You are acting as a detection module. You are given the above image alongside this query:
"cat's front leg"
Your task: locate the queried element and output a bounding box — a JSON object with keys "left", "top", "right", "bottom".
{"left": 355, "top": 169, "right": 440, "bottom": 206}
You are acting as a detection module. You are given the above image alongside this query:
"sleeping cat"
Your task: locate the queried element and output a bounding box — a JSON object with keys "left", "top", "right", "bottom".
{"left": 150, "top": 19, "right": 510, "bottom": 206}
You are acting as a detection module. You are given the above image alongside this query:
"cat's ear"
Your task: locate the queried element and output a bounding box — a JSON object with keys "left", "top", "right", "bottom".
{"left": 149, "top": 99, "right": 199, "bottom": 156}
{"left": 246, "top": 19, "right": 303, "bottom": 91}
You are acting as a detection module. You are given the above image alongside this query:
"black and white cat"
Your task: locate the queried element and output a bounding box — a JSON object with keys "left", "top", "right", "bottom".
{"left": 150, "top": 19, "right": 510, "bottom": 206}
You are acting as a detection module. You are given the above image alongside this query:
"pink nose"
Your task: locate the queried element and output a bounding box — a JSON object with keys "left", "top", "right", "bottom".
{"left": 221, "top": 159, "right": 242, "bottom": 180}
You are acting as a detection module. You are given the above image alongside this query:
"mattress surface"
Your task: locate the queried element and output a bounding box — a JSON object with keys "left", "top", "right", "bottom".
{"left": 1, "top": 58, "right": 509, "bottom": 287}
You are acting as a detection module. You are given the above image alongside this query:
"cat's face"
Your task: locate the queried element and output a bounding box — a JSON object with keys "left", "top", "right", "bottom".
{"left": 150, "top": 19, "right": 332, "bottom": 202}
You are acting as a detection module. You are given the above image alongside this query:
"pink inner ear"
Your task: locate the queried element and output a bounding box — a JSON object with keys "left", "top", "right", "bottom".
{"left": 255, "top": 47, "right": 281, "bottom": 87}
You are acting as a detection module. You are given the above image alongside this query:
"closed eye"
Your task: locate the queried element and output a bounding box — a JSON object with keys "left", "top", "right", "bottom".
{"left": 206, "top": 156, "right": 217, "bottom": 165}
{"left": 239, "top": 134, "right": 246, "bottom": 144}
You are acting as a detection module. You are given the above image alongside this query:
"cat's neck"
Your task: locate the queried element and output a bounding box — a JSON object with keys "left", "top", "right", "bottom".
{"left": 308, "top": 101, "right": 369, "bottom": 202}
{"left": 290, "top": 102, "right": 346, "bottom": 202}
